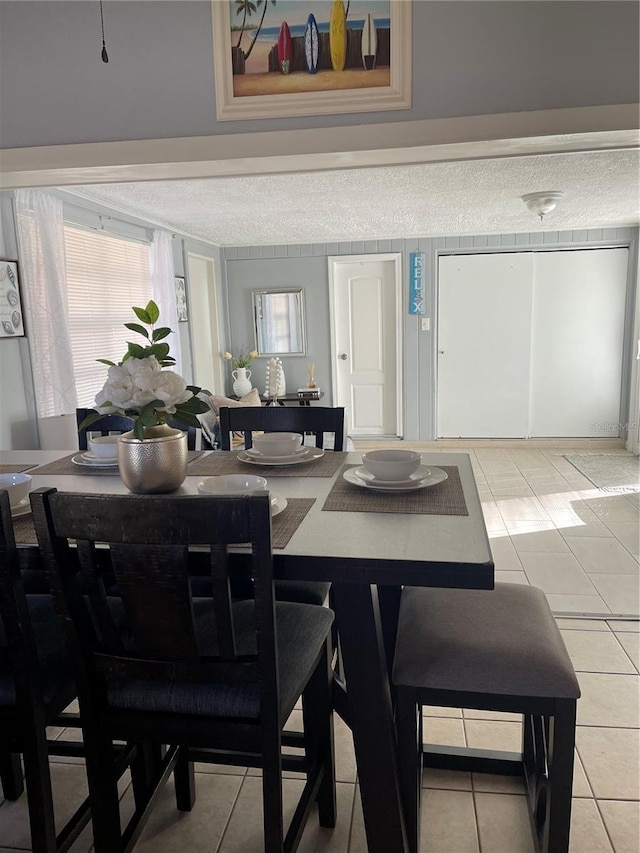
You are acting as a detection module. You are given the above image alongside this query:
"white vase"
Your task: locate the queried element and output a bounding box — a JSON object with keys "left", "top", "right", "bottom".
{"left": 232, "top": 367, "right": 253, "bottom": 397}
{"left": 118, "top": 424, "right": 188, "bottom": 494}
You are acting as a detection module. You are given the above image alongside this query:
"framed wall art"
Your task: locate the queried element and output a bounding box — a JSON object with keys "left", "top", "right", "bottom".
{"left": 0, "top": 259, "right": 25, "bottom": 338}
{"left": 212, "top": 0, "right": 412, "bottom": 121}
{"left": 175, "top": 276, "right": 188, "bottom": 322}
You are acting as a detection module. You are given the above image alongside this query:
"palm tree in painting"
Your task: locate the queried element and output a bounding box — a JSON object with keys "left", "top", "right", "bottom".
{"left": 243, "top": 0, "right": 277, "bottom": 61}
{"left": 233, "top": 0, "right": 257, "bottom": 49}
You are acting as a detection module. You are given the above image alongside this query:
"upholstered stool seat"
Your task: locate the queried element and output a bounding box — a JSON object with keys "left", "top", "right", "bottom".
{"left": 392, "top": 583, "right": 580, "bottom": 853}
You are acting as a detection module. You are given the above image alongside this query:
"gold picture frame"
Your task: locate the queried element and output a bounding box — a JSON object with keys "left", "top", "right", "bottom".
{"left": 212, "top": 0, "right": 412, "bottom": 121}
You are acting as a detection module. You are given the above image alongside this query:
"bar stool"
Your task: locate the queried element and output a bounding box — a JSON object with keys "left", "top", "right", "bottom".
{"left": 392, "top": 583, "right": 581, "bottom": 853}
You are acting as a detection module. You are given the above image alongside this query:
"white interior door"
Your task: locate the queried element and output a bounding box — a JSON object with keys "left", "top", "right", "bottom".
{"left": 187, "top": 253, "right": 224, "bottom": 394}
{"left": 329, "top": 255, "right": 402, "bottom": 437}
{"left": 529, "top": 248, "right": 628, "bottom": 437}
{"left": 437, "top": 253, "right": 534, "bottom": 438}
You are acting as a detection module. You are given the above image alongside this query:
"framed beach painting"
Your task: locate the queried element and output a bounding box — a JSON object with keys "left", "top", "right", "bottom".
{"left": 212, "top": 0, "right": 411, "bottom": 120}
{"left": 0, "top": 259, "right": 25, "bottom": 338}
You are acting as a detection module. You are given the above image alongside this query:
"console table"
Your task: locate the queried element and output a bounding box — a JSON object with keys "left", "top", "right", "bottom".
{"left": 262, "top": 392, "right": 324, "bottom": 407}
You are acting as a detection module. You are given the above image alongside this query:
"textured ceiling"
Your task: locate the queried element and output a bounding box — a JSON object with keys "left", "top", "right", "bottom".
{"left": 67, "top": 149, "right": 639, "bottom": 247}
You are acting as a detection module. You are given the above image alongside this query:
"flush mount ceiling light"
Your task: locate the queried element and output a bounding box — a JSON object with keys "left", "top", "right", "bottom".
{"left": 521, "top": 191, "right": 565, "bottom": 222}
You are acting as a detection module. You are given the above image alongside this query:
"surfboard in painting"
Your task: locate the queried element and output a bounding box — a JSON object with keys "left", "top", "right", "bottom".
{"left": 361, "top": 12, "right": 377, "bottom": 70}
{"left": 329, "top": 0, "right": 347, "bottom": 72}
{"left": 304, "top": 13, "right": 320, "bottom": 74}
{"left": 277, "top": 21, "right": 292, "bottom": 74}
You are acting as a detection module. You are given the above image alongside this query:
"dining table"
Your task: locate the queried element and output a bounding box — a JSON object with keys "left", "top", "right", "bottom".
{"left": 1, "top": 447, "right": 494, "bottom": 853}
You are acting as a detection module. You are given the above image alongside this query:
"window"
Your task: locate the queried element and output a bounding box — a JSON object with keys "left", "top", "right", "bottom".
{"left": 64, "top": 224, "right": 153, "bottom": 407}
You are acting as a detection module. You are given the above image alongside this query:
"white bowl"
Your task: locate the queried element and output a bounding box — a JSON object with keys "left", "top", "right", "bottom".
{"left": 197, "top": 474, "right": 268, "bottom": 495}
{"left": 361, "top": 449, "right": 422, "bottom": 481}
{"left": 251, "top": 432, "right": 302, "bottom": 457}
{"left": 0, "top": 472, "right": 32, "bottom": 507}
{"left": 88, "top": 435, "right": 120, "bottom": 459}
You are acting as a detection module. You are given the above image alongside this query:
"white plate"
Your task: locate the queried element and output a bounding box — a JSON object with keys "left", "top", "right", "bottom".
{"left": 82, "top": 450, "right": 118, "bottom": 463}
{"left": 11, "top": 497, "right": 31, "bottom": 518}
{"left": 238, "top": 447, "right": 325, "bottom": 467}
{"left": 343, "top": 465, "right": 448, "bottom": 492}
{"left": 355, "top": 464, "right": 432, "bottom": 486}
{"left": 72, "top": 453, "right": 119, "bottom": 469}
{"left": 245, "top": 446, "right": 307, "bottom": 461}
{"left": 270, "top": 492, "right": 288, "bottom": 517}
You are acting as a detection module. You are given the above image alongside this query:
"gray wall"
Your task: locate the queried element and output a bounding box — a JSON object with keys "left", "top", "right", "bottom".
{"left": 223, "top": 227, "right": 639, "bottom": 441}
{"left": 0, "top": 1, "right": 638, "bottom": 149}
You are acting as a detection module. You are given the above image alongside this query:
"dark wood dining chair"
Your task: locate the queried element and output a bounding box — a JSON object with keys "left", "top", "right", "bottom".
{"left": 392, "top": 584, "right": 581, "bottom": 853}
{"left": 31, "top": 487, "right": 336, "bottom": 853}
{"left": 75, "top": 407, "right": 199, "bottom": 451}
{"left": 0, "top": 489, "right": 92, "bottom": 852}
{"left": 218, "top": 405, "right": 345, "bottom": 452}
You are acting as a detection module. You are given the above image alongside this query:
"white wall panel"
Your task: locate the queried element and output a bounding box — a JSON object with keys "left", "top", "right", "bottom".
{"left": 529, "top": 248, "right": 628, "bottom": 437}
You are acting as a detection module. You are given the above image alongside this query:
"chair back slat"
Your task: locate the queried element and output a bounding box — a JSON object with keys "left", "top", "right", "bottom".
{"left": 219, "top": 406, "right": 345, "bottom": 451}
{"left": 31, "top": 489, "right": 277, "bottom": 702}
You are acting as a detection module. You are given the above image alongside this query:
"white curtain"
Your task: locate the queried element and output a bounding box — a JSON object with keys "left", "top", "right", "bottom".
{"left": 14, "top": 189, "right": 77, "bottom": 418}
{"left": 150, "top": 230, "right": 181, "bottom": 373}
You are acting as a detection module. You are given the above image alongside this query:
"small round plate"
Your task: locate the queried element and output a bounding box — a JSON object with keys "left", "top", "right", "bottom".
{"left": 270, "top": 492, "right": 288, "bottom": 517}
{"left": 355, "top": 464, "right": 432, "bottom": 486}
{"left": 238, "top": 447, "right": 325, "bottom": 467}
{"left": 343, "top": 466, "right": 448, "bottom": 492}
{"left": 11, "top": 497, "right": 31, "bottom": 518}
{"left": 72, "top": 453, "right": 119, "bottom": 468}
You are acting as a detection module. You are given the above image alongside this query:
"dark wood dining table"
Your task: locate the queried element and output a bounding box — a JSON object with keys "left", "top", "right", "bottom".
{"left": 2, "top": 448, "right": 494, "bottom": 853}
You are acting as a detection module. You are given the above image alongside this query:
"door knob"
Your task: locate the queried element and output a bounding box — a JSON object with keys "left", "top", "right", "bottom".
{"left": 339, "top": 353, "right": 348, "bottom": 360}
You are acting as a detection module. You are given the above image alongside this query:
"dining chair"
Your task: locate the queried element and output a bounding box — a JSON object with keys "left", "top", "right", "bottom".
{"left": 218, "top": 405, "right": 346, "bottom": 452}
{"left": 216, "top": 405, "right": 346, "bottom": 608}
{"left": 0, "top": 490, "right": 154, "bottom": 852}
{"left": 75, "top": 407, "right": 200, "bottom": 451}
{"left": 0, "top": 489, "right": 91, "bottom": 852}
{"left": 31, "top": 487, "right": 336, "bottom": 853}
{"left": 392, "top": 584, "right": 581, "bottom": 853}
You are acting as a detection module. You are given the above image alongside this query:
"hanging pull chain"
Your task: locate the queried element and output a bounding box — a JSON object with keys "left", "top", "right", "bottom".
{"left": 99, "top": 0, "right": 109, "bottom": 63}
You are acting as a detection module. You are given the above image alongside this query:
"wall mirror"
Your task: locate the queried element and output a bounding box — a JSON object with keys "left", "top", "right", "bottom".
{"left": 252, "top": 289, "right": 306, "bottom": 356}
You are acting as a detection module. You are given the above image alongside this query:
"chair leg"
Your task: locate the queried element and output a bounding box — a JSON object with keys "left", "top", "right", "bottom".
{"left": 545, "top": 702, "right": 577, "bottom": 853}
{"left": 174, "top": 749, "right": 196, "bottom": 812}
{"left": 302, "top": 637, "right": 336, "bottom": 828}
{"left": 83, "top": 729, "right": 122, "bottom": 853}
{"left": 0, "top": 750, "right": 24, "bottom": 800}
{"left": 20, "top": 723, "right": 58, "bottom": 853}
{"left": 261, "top": 737, "right": 284, "bottom": 853}
{"left": 395, "top": 689, "right": 422, "bottom": 853}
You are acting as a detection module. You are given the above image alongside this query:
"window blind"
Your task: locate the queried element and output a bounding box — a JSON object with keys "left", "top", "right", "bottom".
{"left": 63, "top": 225, "right": 153, "bottom": 407}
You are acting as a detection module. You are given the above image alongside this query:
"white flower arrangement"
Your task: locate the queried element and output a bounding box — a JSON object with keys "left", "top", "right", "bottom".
{"left": 79, "top": 300, "right": 208, "bottom": 440}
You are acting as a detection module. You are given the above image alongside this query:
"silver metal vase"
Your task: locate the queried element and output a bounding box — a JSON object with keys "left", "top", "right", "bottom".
{"left": 118, "top": 424, "right": 188, "bottom": 494}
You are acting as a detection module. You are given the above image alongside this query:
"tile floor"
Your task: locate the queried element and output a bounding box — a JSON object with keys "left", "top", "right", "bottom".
{"left": 1, "top": 442, "right": 638, "bottom": 852}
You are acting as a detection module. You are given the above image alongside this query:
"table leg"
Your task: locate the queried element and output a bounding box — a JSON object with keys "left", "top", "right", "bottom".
{"left": 331, "top": 583, "right": 409, "bottom": 853}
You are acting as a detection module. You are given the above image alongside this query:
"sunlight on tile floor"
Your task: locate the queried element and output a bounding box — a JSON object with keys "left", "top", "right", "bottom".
{"left": 1, "top": 443, "right": 638, "bottom": 851}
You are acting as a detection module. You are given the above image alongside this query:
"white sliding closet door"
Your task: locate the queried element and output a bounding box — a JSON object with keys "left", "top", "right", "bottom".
{"left": 529, "top": 248, "right": 628, "bottom": 437}
{"left": 437, "top": 253, "right": 534, "bottom": 438}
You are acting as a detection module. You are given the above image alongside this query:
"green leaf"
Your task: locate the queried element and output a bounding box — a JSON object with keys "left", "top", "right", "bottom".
{"left": 96, "top": 359, "right": 116, "bottom": 366}
{"left": 132, "top": 306, "right": 151, "bottom": 325}
{"left": 124, "top": 323, "right": 150, "bottom": 338}
{"left": 145, "top": 300, "right": 160, "bottom": 324}
{"left": 127, "top": 342, "right": 147, "bottom": 359}
{"left": 151, "top": 326, "right": 171, "bottom": 342}
{"left": 170, "top": 410, "right": 201, "bottom": 428}
{"left": 149, "top": 342, "right": 170, "bottom": 362}
{"left": 178, "top": 397, "right": 209, "bottom": 415}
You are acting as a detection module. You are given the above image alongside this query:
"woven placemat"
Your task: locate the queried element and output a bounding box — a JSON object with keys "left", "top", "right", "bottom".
{"left": 322, "top": 465, "right": 468, "bottom": 516}
{"left": 30, "top": 451, "right": 204, "bottom": 476}
{"left": 188, "top": 450, "right": 348, "bottom": 478}
{"left": 12, "top": 497, "right": 315, "bottom": 550}
{"left": 0, "top": 464, "right": 37, "bottom": 474}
